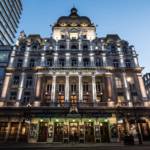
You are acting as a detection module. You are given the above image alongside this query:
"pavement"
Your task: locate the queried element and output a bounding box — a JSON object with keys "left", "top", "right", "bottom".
{"left": 0, "top": 142, "right": 150, "bottom": 150}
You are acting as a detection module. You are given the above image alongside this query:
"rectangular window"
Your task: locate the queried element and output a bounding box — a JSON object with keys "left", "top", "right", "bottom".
{"left": 23, "top": 91, "right": 31, "bottom": 102}
{"left": 83, "top": 82, "right": 89, "bottom": 92}
{"left": 13, "top": 76, "right": 20, "bottom": 85}
{"left": 58, "top": 84, "right": 64, "bottom": 92}
{"left": 71, "top": 84, "right": 77, "bottom": 92}
{"left": 26, "top": 76, "right": 33, "bottom": 88}
{"left": 10, "top": 91, "right": 17, "bottom": 100}
{"left": 115, "top": 77, "right": 122, "bottom": 88}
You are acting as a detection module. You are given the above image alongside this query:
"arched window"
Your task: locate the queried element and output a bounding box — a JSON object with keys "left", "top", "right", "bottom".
{"left": 125, "top": 59, "right": 131, "bottom": 68}
{"left": 59, "top": 58, "right": 65, "bottom": 67}
{"left": 113, "top": 59, "right": 119, "bottom": 68}
{"left": 59, "top": 44, "right": 66, "bottom": 49}
{"left": 95, "top": 58, "right": 103, "bottom": 67}
{"left": 111, "top": 44, "right": 117, "bottom": 53}
{"left": 83, "top": 58, "right": 90, "bottom": 67}
{"left": 83, "top": 45, "right": 88, "bottom": 50}
{"left": 20, "top": 44, "right": 26, "bottom": 51}
{"left": 46, "top": 58, "right": 53, "bottom": 67}
{"left": 71, "top": 58, "right": 78, "bottom": 67}
{"left": 122, "top": 46, "right": 128, "bottom": 54}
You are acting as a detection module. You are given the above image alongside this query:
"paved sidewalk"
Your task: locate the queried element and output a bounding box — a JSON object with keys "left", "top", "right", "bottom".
{"left": 0, "top": 142, "right": 150, "bottom": 149}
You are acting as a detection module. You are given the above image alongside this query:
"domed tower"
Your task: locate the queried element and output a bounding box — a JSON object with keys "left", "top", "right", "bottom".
{"left": 52, "top": 7, "right": 96, "bottom": 41}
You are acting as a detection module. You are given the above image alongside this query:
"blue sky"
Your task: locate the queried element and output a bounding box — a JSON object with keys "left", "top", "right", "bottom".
{"left": 17, "top": 0, "right": 150, "bottom": 73}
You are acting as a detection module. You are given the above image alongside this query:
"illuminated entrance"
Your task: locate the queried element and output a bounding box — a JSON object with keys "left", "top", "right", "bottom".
{"left": 38, "top": 122, "right": 48, "bottom": 142}
{"left": 54, "top": 122, "right": 63, "bottom": 142}
{"left": 85, "top": 122, "right": 94, "bottom": 143}
{"left": 69, "top": 122, "right": 79, "bottom": 142}
{"left": 28, "top": 118, "right": 118, "bottom": 143}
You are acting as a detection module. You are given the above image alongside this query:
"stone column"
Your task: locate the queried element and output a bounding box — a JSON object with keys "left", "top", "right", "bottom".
{"left": 137, "top": 73, "right": 147, "bottom": 100}
{"left": 79, "top": 75, "right": 83, "bottom": 102}
{"left": 79, "top": 39, "right": 82, "bottom": 50}
{"left": 106, "top": 73, "right": 113, "bottom": 100}
{"left": 65, "top": 75, "right": 69, "bottom": 102}
{"left": 51, "top": 75, "right": 56, "bottom": 102}
{"left": 102, "top": 53, "right": 107, "bottom": 67}
{"left": 41, "top": 53, "right": 45, "bottom": 66}
{"left": 66, "top": 53, "right": 70, "bottom": 67}
{"left": 5, "top": 121, "right": 11, "bottom": 142}
{"left": 122, "top": 73, "right": 130, "bottom": 101}
{"left": 78, "top": 53, "right": 82, "bottom": 67}
{"left": 35, "top": 76, "right": 42, "bottom": 98}
{"left": 1, "top": 73, "right": 12, "bottom": 98}
{"left": 17, "top": 73, "right": 26, "bottom": 100}
{"left": 8, "top": 47, "right": 16, "bottom": 68}
{"left": 56, "top": 41, "right": 58, "bottom": 51}
{"left": 92, "top": 75, "right": 96, "bottom": 102}
{"left": 16, "top": 121, "right": 22, "bottom": 142}
{"left": 117, "top": 46, "right": 125, "bottom": 67}
{"left": 90, "top": 53, "right": 94, "bottom": 67}
{"left": 54, "top": 53, "right": 58, "bottom": 67}
{"left": 67, "top": 39, "right": 70, "bottom": 50}
{"left": 23, "top": 46, "right": 30, "bottom": 67}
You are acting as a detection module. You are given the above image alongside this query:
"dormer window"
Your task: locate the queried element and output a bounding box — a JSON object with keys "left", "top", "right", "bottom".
{"left": 125, "top": 59, "right": 131, "bottom": 68}
{"left": 111, "top": 45, "right": 117, "bottom": 53}
{"left": 70, "top": 32, "right": 78, "bottom": 39}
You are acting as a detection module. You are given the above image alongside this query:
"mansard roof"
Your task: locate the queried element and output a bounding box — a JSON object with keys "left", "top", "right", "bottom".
{"left": 54, "top": 7, "right": 94, "bottom": 27}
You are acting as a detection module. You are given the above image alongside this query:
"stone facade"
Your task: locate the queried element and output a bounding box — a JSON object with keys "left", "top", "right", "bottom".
{"left": 0, "top": 7, "right": 150, "bottom": 144}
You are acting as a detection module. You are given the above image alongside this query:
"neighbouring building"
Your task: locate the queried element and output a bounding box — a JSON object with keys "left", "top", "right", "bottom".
{"left": 0, "top": 45, "right": 11, "bottom": 95}
{"left": 143, "top": 73, "right": 150, "bottom": 99}
{"left": 0, "top": 7, "right": 150, "bottom": 144}
{"left": 0, "top": 0, "right": 23, "bottom": 45}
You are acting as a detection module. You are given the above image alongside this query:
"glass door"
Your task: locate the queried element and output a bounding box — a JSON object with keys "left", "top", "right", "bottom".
{"left": 85, "top": 122, "right": 94, "bottom": 143}
{"left": 69, "top": 122, "right": 79, "bottom": 143}
{"left": 38, "top": 122, "right": 48, "bottom": 142}
{"left": 100, "top": 122, "right": 110, "bottom": 142}
{"left": 19, "top": 123, "right": 29, "bottom": 142}
{"left": 8, "top": 122, "right": 19, "bottom": 141}
{"left": 54, "top": 122, "right": 63, "bottom": 142}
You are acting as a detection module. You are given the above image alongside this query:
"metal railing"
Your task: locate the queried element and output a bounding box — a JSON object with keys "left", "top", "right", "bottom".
{"left": 0, "top": 100, "right": 150, "bottom": 108}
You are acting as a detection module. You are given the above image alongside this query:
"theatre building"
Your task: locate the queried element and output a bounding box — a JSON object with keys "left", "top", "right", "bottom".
{"left": 0, "top": 8, "right": 150, "bottom": 143}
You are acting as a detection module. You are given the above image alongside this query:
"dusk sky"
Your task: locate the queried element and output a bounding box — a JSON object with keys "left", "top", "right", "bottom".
{"left": 17, "top": 0, "right": 150, "bottom": 73}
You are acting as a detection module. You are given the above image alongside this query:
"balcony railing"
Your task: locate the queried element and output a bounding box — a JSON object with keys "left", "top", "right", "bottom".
{"left": 0, "top": 100, "right": 150, "bottom": 108}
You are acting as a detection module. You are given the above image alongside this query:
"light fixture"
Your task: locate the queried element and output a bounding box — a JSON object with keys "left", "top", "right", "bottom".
{"left": 89, "top": 119, "right": 92, "bottom": 122}
{"left": 56, "top": 119, "right": 59, "bottom": 122}
{"left": 104, "top": 119, "right": 108, "bottom": 122}
{"left": 127, "top": 77, "right": 132, "bottom": 83}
